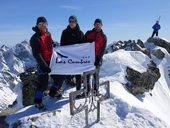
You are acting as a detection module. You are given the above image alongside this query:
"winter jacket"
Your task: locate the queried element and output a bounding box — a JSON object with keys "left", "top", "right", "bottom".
{"left": 30, "top": 27, "right": 53, "bottom": 73}
{"left": 60, "top": 24, "right": 84, "bottom": 46}
{"left": 85, "top": 28, "right": 107, "bottom": 66}
{"left": 152, "top": 23, "right": 161, "bottom": 32}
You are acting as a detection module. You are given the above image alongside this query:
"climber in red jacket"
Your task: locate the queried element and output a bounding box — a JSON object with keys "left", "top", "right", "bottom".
{"left": 30, "top": 17, "right": 64, "bottom": 110}
{"left": 77, "top": 19, "right": 107, "bottom": 98}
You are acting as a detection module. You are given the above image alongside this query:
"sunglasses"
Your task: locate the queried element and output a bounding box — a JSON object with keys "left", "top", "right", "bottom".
{"left": 38, "top": 22, "right": 48, "bottom": 27}
{"left": 69, "top": 20, "right": 77, "bottom": 23}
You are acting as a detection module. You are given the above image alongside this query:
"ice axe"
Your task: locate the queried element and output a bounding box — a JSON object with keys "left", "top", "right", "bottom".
{"left": 158, "top": 16, "right": 161, "bottom": 22}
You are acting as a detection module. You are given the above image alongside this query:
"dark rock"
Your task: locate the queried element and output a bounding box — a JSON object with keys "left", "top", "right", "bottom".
{"left": 11, "top": 120, "right": 22, "bottom": 128}
{"left": 0, "top": 116, "right": 9, "bottom": 128}
{"left": 150, "top": 49, "right": 165, "bottom": 59}
{"left": 20, "top": 67, "right": 38, "bottom": 106}
{"left": 22, "top": 84, "right": 36, "bottom": 106}
{"left": 126, "top": 63, "right": 161, "bottom": 95}
{"left": 8, "top": 100, "right": 17, "bottom": 108}
{"left": 30, "top": 116, "right": 39, "bottom": 122}
{"left": 137, "top": 39, "right": 145, "bottom": 48}
{"left": 131, "top": 41, "right": 165, "bottom": 59}
{"left": 106, "top": 39, "right": 145, "bottom": 53}
{"left": 132, "top": 44, "right": 151, "bottom": 58}
{"left": 147, "top": 37, "right": 170, "bottom": 53}
{"left": 30, "top": 125, "right": 38, "bottom": 128}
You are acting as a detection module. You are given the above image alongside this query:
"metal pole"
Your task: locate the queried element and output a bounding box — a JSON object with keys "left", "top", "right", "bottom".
{"left": 97, "top": 101, "right": 100, "bottom": 122}
{"left": 158, "top": 16, "right": 161, "bottom": 22}
{"left": 85, "top": 108, "right": 88, "bottom": 126}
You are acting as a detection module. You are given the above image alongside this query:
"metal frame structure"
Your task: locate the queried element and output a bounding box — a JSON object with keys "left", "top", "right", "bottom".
{"left": 69, "top": 69, "right": 110, "bottom": 127}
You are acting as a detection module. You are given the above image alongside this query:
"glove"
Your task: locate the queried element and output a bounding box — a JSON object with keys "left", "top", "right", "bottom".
{"left": 53, "top": 43, "right": 57, "bottom": 48}
{"left": 88, "top": 40, "right": 94, "bottom": 43}
{"left": 94, "top": 58, "right": 103, "bottom": 67}
{"left": 43, "top": 67, "right": 51, "bottom": 73}
{"left": 40, "top": 64, "right": 51, "bottom": 73}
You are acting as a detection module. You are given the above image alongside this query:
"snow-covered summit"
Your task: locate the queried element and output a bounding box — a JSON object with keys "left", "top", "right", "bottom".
{"left": 1, "top": 37, "right": 170, "bottom": 128}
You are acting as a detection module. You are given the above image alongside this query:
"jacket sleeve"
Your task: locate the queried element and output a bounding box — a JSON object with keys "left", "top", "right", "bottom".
{"left": 60, "top": 30, "right": 66, "bottom": 46}
{"left": 30, "top": 38, "right": 48, "bottom": 68}
{"left": 152, "top": 25, "right": 155, "bottom": 29}
{"left": 48, "top": 32, "right": 56, "bottom": 47}
{"left": 85, "top": 31, "right": 94, "bottom": 43}
{"left": 96, "top": 34, "right": 107, "bottom": 64}
{"left": 158, "top": 25, "right": 161, "bottom": 30}
{"left": 80, "top": 31, "right": 86, "bottom": 43}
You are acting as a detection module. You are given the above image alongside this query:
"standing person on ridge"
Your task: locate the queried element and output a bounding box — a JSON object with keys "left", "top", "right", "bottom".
{"left": 151, "top": 20, "right": 161, "bottom": 37}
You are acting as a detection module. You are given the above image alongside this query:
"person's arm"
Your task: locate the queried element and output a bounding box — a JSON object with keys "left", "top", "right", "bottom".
{"left": 60, "top": 30, "right": 66, "bottom": 46}
{"left": 48, "top": 32, "right": 56, "bottom": 47}
{"left": 95, "top": 35, "right": 107, "bottom": 66}
{"left": 159, "top": 25, "right": 161, "bottom": 30}
{"left": 85, "top": 31, "right": 94, "bottom": 43}
{"left": 30, "top": 38, "right": 50, "bottom": 72}
{"left": 80, "top": 31, "right": 86, "bottom": 43}
{"left": 99, "top": 35, "right": 107, "bottom": 59}
{"left": 152, "top": 24, "right": 155, "bottom": 29}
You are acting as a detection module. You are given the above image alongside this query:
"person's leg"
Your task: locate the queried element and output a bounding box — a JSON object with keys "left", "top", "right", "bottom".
{"left": 65, "top": 75, "right": 76, "bottom": 87}
{"left": 76, "top": 74, "right": 90, "bottom": 99}
{"left": 65, "top": 75, "right": 71, "bottom": 84}
{"left": 156, "top": 31, "right": 158, "bottom": 36}
{"left": 86, "top": 75, "right": 91, "bottom": 94}
{"left": 75, "top": 75, "right": 81, "bottom": 91}
{"left": 151, "top": 31, "right": 155, "bottom": 37}
{"left": 93, "top": 66, "right": 100, "bottom": 93}
{"left": 49, "top": 75, "right": 66, "bottom": 98}
{"left": 34, "top": 74, "right": 49, "bottom": 104}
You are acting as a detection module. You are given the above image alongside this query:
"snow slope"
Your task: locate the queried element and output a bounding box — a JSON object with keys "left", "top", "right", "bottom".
{"left": 3, "top": 38, "right": 170, "bottom": 128}
{"left": 0, "top": 41, "right": 36, "bottom": 113}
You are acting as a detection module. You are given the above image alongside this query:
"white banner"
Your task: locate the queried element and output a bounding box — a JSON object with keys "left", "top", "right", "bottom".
{"left": 49, "top": 43, "right": 95, "bottom": 75}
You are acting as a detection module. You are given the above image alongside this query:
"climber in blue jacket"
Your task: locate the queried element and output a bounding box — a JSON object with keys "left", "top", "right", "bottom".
{"left": 151, "top": 20, "right": 161, "bottom": 37}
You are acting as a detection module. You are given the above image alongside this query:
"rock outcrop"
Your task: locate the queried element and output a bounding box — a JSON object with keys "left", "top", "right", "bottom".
{"left": 106, "top": 38, "right": 166, "bottom": 60}
{"left": 126, "top": 62, "right": 161, "bottom": 95}
{"left": 20, "top": 67, "right": 38, "bottom": 106}
{"left": 147, "top": 37, "right": 170, "bottom": 53}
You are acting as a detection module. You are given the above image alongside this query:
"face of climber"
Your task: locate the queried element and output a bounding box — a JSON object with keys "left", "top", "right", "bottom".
{"left": 69, "top": 19, "right": 77, "bottom": 29}
{"left": 38, "top": 22, "right": 48, "bottom": 32}
{"left": 94, "top": 23, "right": 102, "bottom": 31}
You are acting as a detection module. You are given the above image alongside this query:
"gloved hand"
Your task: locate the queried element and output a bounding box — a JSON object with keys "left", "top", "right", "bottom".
{"left": 53, "top": 43, "right": 57, "bottom": 47}
{"left": 94, "top": 58, "right": 103, "bottom": 67}
{"left": 43, "top": 67, "right": 51, "bottom": 73}
{"left": 40, "top": 64, "right": 51, "bottom": 73}
{"left": 89, "top": 40, "right": 94, "bottom": 43}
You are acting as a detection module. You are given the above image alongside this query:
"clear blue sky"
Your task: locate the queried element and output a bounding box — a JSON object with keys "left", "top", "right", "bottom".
{"left": 0, "top": 0, "right": 169, "bottom": 46}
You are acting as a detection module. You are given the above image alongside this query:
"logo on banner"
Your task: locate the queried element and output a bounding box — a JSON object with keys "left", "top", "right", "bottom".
{"left": 55, "top": 51, "right": 91, "bottom": 64}
{"left": 56, "top": 52, "right": 68, "bottom": 63}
